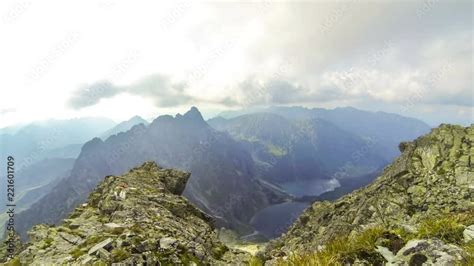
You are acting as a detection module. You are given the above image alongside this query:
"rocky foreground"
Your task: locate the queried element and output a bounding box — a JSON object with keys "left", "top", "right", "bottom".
{"left": 2, "top": 162, "right": 251, "bottom": 265}
{"left": 1, "top": 124, "right": 472, "bottom": 265}
{"left": 265, "top": 124, "right": 473, "bottom": 265}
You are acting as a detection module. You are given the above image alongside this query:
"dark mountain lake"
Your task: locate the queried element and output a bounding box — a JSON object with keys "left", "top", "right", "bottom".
{"left": 248, "top": 178, "right": 340, "bottom": 239}
{"left": 249, "top": 201, "right": 310, "bottom": 239}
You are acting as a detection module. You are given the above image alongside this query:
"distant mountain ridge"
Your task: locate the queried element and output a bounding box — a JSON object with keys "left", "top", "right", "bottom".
{"left": 209, "top": 113, "right": 386, "bottom": 187}
{"left": 217, "top": 106, "right": 431, "bottom": 161}
{"left": 100, "top": 116, "right": 148, "bottom": 140}
{"left": 0, "top": 117, "right": 116, "bottom": 168}
{"left": 14, "top": 107, "right": 286, "bottom": 239}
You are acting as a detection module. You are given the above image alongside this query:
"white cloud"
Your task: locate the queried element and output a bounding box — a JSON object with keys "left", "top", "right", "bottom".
{"left": 0, "top": 0, "right": 471, "bottom": 127}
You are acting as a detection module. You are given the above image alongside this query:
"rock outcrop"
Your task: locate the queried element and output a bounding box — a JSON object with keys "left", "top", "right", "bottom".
{"left": 265, "top": 124, "right": 473, "bottom": 264}
{"left": 10, "top": 162, "right": 251, "bottom": 265}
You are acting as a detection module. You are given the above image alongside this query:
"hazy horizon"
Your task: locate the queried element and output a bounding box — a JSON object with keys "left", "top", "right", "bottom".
{"left": 1, "top": 104, "right": 471, "bottom": 131}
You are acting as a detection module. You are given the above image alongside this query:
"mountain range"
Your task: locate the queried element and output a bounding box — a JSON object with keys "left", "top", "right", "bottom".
{"left": 13, "top": 108, "right": 285, "bottom": 239}
{"left": 209, "top": 113, "right": 386, "bottom": 188}
{"left": 5, "top": 106, "right": 431, "bottom": 241}
{"left": 2, "top": 124, "right": 472, "bottom": 265}
{"left": 0, "top": 117, "right": 116, "bottom": 159}
{"left": 218, "top": 106, "right": 431, "bottom": 162}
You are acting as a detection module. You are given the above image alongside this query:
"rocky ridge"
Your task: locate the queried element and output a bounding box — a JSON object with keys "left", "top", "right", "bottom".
{"left": 265, "top": 124, "right": 473, "bottom": 264}
{"left": 9, "top": 162, "right": 250, "bottom": 265}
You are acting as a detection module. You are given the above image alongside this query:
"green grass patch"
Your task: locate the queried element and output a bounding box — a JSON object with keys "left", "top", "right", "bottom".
{"left": 417, "top": 217, "right": 465, "bottom": 244}
{"left": 69, "top": 247, "right": 86, "bottom": 259}
{"left": 461, "top": 241, "right": 474, "bottom": 266}
{"left": 41, "top": 237, "right": 54, "bottom": 249}
{"left": 277, "top": 227, "right": 386, "bottom": 266}
{"left": 415, "top": 211, "right": 474, "bottom": 245}
{"left": 111, "top": 248, "right": 130, "bottom": 262}
{"left": 275, "top": 211, "right": 474, "bottom": 265}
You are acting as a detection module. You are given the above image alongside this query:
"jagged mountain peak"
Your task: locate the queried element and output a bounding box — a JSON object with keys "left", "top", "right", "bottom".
{"left": 183, "top": 106, "right": 205, "bottom": 121}
{"left": 150, "top": 107, "right": 206, "bottom": 128}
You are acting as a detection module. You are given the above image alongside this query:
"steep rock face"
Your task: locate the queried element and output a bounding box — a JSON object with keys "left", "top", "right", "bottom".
{"left": 266, "top": 124, "right": 473, "bottom": 258}
{"left": 14, "top": 107, "right": 285, "bottom": 239}
{"left": 13, "top": 162, "right": 250, "bottom": 265}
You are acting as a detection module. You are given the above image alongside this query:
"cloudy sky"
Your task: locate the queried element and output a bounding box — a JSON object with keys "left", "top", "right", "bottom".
{"left": 0, "top": 0, "right": 472, "bottom": 127}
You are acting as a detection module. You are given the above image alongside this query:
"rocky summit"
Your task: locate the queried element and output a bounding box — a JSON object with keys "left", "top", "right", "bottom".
{"left": 7, "top": 162, "right": 250, "bottom": 265}
{"left": 265, "top": 124, "right": 473, "bottom": 265}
